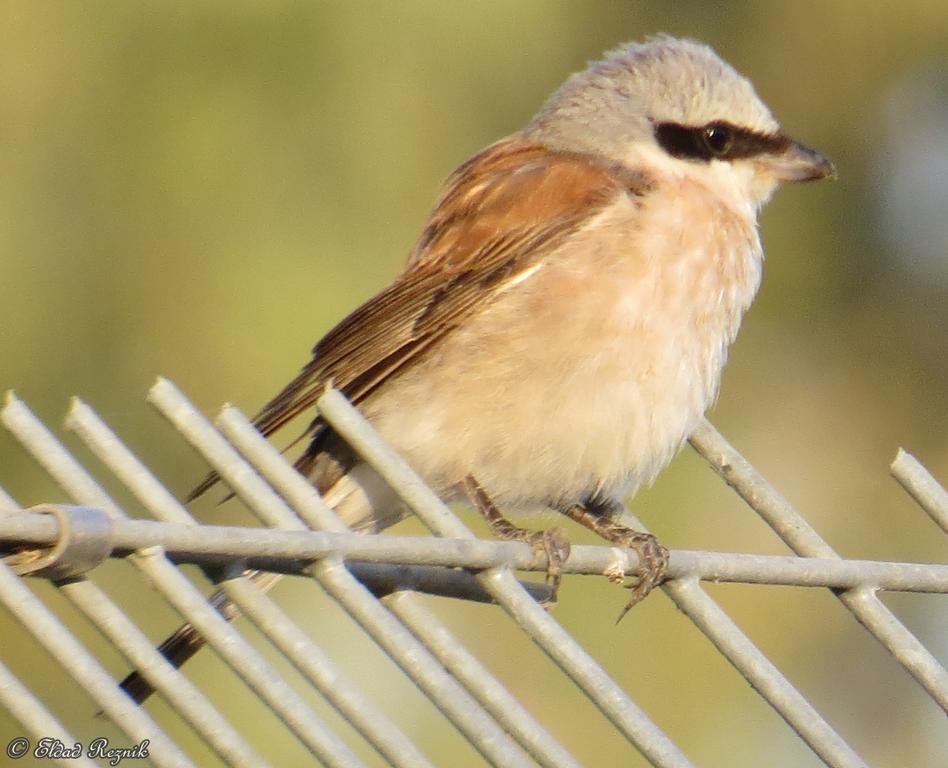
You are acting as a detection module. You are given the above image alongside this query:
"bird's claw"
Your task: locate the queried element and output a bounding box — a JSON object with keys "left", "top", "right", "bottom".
{"left": 614, "top": 531, "right": 668, "bottom": 623}
{"left": 525, "top": 526, "right": 571, "bottom": 602}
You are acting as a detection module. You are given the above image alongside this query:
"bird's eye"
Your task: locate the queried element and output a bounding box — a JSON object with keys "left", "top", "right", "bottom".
{"left": 703, "top": 123, "right": 733, "bottom": 156}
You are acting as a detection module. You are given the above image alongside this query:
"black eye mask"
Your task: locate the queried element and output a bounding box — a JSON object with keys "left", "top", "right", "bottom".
{"left": 654, "top": 121, "right": 790, "bottom": 162}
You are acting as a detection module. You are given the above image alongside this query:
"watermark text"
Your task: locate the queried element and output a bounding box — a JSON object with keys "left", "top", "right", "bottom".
{"left": 6, "top": 736, "right": 150, "bottom": 765}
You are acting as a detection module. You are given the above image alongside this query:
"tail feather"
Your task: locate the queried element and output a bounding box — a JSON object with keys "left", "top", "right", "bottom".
{"left": 120, "top": 571, "right": 281, "bottom": 704}
{"left": 119, "top": 440, "right": 409, "bottom": 705}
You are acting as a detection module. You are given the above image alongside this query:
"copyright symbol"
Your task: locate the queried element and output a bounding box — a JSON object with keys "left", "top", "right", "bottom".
{"left": 6, "top": 737, "right": 30, "bottom": 759}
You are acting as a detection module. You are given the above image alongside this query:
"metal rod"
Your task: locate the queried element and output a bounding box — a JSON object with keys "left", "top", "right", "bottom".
{"left": 614, "top": 505, "right": 867, "bottom": 768}
{"left": 890, "top": 448, "right": 948, "bottom": 535}
{"left": 0, "top": 484, "right": 100, "bottom": 768}
{"left": 0, "top": 401, "right": 208, "bottom": 768}
{"left": 66, "top": 396, "right": 430, "bottom": 768}
{"left": 2, "top": 511, "right": 945, "bottom": 594}
{"left": 0, "top": 559, "right": 194, "bottom": 768}
{"left": 2, "top": 381, "right": 943, "bottom": 768}
{"left": 316, "top": 386, "right": 695, "bottom": 768}
{"left": 3, "top": 488, "right": 266, "bottom": 768}
{"left": 0, "top": 658, "right": 100, "bottom": 768}
{"left": 217, "top": 403, "right": 584, "bottom": 768}
{"left": 689, "top": 419, "right": 948, "bottom": 713}
{"left": 383, "top": 591, "right": 584, "bottom": 768}
{"left": 347, "top": 561, "right": 554, "bottom": 603}
{"left": 1, "top": 391, "right": 365, "bottom": 768}
{"left": 149, "top": 377, "right": 537, "bottom": 768}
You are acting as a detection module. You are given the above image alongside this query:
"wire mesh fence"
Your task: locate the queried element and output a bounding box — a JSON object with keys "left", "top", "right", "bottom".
{"left": 0, "top": 379, "right": 945, "bottom": 767}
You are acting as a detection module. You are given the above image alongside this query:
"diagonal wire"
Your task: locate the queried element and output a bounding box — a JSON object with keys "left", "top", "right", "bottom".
{"left": 65, "top": 396, "right": 437, "bottom": 768}
{"left": 147, "top": 377, "right": 539, "bottom": 768}
{"left": 612, "top": 504, "right": 868, "bottom": 768}
{"left": 0, "top": 657, "right": 99, "bottom": 768}
{"left": 0, "top": 407, "right": 202, "bottom": 768}
{"left": 315, "top": 386, "right": 696, "bottom": 768}
{"left": 315, "top": 388, "right": 896, "bottom": 768}
{"left": 689, "top": 419, "right": 948, "bottom": 713}
{"left": 0, "top": 486, "right": 111, "bottom": 768}
{"left": 1, "top": 392, "right": 364, "bottom": 768}
{"left": 2, "top": 381, "right": 942, "bottom": 767}
{"left": 890, "top": 448, "right": 948, "bottom": 535}
{"left": 215, "top": 402, "right": 585, "bottom": 768}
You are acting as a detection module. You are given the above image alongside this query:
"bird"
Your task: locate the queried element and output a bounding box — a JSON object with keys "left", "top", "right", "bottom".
{"left": 121, "top": 36, "right": 834, "bottom": 704}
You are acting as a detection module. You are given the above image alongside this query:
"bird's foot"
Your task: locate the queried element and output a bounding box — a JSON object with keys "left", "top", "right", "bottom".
{"left": 462, "top": 475, "right": 571, "bottom": 602}
{"left": 520, "top": 526, "right": 571, "bottom": 599}
{"left": 606, "top": 526, "right": 669, "bottom": 622}
{"left": 562, "top": 503, "right": 668, "bottom": 621}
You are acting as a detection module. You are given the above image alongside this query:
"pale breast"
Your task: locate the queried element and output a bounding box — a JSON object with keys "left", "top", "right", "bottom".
{"left": 366, "top": 182, "right": 762, "bottom": 513}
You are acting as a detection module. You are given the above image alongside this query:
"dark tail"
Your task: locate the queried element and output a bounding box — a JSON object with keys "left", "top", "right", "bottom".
{"left": 121, "top": 430, "right": 350, "bottom": 705}
{"left": 120, "top": 622, "right": 208, "bottom": 704}
{"left": 119, "top": 572, "right": 279, "bottom": 705}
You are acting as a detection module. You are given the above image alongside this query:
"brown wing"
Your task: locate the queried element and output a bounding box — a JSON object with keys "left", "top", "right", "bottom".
{"left": 187, "top": 137, "right": 646, "bottom": 500}
{"left": 247, "top": 137, "right": 645, "bottom": 442}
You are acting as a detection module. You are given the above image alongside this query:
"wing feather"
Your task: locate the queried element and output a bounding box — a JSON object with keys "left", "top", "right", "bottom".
{"left": 189, "top": 137, "right": 649, "bottom": 499}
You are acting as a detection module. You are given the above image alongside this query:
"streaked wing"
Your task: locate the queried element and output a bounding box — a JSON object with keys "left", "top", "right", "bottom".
{"left": 252, "top": 137, "right": 647, "bottom": 449}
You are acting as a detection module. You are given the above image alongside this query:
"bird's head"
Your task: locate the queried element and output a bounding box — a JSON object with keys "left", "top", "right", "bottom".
{"left": 525, "top": 36, "right": 835, "bottom": 210}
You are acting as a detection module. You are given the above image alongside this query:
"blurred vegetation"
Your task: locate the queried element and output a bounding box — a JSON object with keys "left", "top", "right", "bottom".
{"left": 1, "top": 2, "right": 946, "bottom": 766}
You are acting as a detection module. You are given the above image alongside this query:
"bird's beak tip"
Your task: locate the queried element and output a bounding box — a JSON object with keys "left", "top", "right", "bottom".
{"left": 769, "top": 140, "right": 836, "bottom": 183}
{"left": 811, "top": 154, "right": 838, "bottom": 182}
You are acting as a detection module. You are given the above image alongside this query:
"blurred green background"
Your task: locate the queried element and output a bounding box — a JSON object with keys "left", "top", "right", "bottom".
{"left": 1, "top": 2, "right": 947, "bottom": 766}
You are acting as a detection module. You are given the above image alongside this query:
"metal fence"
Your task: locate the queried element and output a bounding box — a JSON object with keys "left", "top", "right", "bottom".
{"left": 0, "top": 378, "right": 945, "bottom": 767}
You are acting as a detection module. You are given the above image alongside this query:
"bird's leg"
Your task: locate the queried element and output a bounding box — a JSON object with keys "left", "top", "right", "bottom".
{"left": 461, "top": 474, "right": 570, "bottom": 601}
{"left": 561, "top": 497, "right": 668, "bottom": 621}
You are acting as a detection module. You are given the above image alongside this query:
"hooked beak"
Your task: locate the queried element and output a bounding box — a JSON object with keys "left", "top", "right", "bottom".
{"left": 765, "top": 140, "right": 836, "bottom": 183}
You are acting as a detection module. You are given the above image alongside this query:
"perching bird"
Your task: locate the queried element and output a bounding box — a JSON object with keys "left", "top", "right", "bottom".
{"left": 122, "top": 36, "right": 834, "bottom": 704}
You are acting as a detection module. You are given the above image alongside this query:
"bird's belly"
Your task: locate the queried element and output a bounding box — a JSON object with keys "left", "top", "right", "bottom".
{"left": 365, "top": 269, "right": 728, "bottom": 513}
{"left": 365, "top": 191, "right": 759, "bottom": 513}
